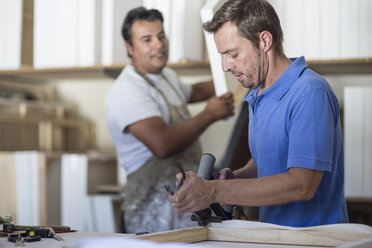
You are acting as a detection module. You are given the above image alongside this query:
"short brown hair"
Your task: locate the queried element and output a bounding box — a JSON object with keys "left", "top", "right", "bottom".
{"left": 203, "top": 0, "right": 284, "bottom": 54}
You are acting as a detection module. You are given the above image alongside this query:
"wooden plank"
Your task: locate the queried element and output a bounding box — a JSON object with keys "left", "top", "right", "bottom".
{"left": 138, "top": 227, "right": 208, "bottom": 243}
{"left": 38, "top": 152, "right": 47, "bottom": 225}
{"left": 0, "top": 152, "right": 16, "bottom": 218}
{"left": 208, "top": 221, "right": 372, "bottom": 247}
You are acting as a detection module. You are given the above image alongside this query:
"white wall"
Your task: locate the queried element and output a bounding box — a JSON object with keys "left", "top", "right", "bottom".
{"left": 51, "top": 78, "right": 115, "bottom": 153}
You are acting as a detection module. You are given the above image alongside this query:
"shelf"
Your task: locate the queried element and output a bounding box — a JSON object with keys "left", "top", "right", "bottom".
{"left": 0, "top": 61, "right": 211, "bottom": 81}
{"left": 307, "top": 58, "right": 372, "bottom": 75}
{"left": 0, "top": 59, "right": 371, "bottom": 82}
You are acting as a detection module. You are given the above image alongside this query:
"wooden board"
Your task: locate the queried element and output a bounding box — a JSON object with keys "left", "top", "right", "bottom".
{"left": 138, "top": 227, "right": 208, "bottom": 243}
{"left": 0, "top": 152, "right": 16, "bottom": 217}
{"left": 209, "top": 226, "right": 372, "bottom": 247}
{"left": 137, "top": 220, "right": 372, "bottom": 247}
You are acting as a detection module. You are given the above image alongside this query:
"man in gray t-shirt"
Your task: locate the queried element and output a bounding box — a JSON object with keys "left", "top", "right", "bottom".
{"left": 104, "top": 7, "right": 234, "bottom": 233}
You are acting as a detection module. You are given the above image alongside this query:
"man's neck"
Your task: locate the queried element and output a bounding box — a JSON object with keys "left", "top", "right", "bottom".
{"left": 259, "top": 53, "right": 291, "bottom": 94}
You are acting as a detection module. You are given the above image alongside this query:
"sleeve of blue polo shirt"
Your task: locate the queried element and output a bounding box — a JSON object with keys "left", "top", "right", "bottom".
{"left": 287, "top": 87, "right": 339, "bottom": 172}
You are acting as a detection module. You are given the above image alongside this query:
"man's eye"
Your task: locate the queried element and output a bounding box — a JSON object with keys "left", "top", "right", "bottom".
{"left": 232, "top": 54, "right": 238, "bottom": 58}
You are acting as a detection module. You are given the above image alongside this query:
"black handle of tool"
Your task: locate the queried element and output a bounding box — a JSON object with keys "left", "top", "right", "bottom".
{"left": 195, "top": 153, "right": 232, "bottom": 221}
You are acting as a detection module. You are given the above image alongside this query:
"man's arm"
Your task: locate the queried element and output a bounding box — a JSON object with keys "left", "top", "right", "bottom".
{"left": 169, "top": 166, "right": 323, "bottom": 213}
{"left": 188, "top": 81, "right": 215, "bottom": 103}
{"left": 128, "top": 92, "right": 234, "bottom": 158}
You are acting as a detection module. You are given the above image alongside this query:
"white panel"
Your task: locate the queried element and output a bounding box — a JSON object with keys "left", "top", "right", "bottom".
{"left": 358, "top": 0, "right": 372, "bottom": 57}
{"left": 168, "top": 0, "right": 185, "bottom": 63}
{"left": 320, "top": 0, "right": 340, "bottom": 59}
{"left": 283, "top": 0, "right": 304, "bottom": 58}
{"left": 89, "top": 195, "right": 115, "bottom": 233}
{"left": 101, "top": 0, "right": 142, "bottom": 65}
{"left": 363, "top": 88, "right": 372, "bottom": 197}
{"left": 14, "top": 151, "right": 40, "bottom": 225}
{"left": 34, "top": 0, "right": 79, "bottom": 68}
{"left": 268, "top": 0, "right": 286, "bottom": 38}
{"left": 61, "top": 154, "right": 88, "bottom": 230}
{"left": 0, "top": 0, "right": 23, "bottom": 69}
{"left": 34, "top": 0, "right": 54, "bottom": 68}
{"left": 77, "top": 0, "right": 102, "bottom": 67}
{"left": 303, "top": 0, "right": 321, "bottom": 59}
{"left": 339, "top": 0, "right": 359, "bottom": 59}
{"left": 201, "top": 0, "right": 228, "bottom": 96}
{"left": 344, "top": 87, "right": 364, "bottom": 197}
{"left": 55, "top": 0, "right": 78, "bottom": 68}
{"left": 169, "top": 0, "right": 204, "bottom": 63}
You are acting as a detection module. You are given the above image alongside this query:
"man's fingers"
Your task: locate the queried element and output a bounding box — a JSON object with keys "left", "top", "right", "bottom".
{"left": 175, "top": 172, "right": 184, "bottom": 187}
{"left": 219, "top": 168, "right": 235, "bottom": 179}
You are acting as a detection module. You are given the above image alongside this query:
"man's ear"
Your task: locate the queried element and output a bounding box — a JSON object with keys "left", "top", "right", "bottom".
{"left": 259, "top": 31, "right": 273, "bottom": 53}
{"left": 125, "top": 41, "right": 134, "bottom": 57}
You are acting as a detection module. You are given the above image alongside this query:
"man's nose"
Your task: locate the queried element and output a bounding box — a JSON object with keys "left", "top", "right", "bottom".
{"left": 222, "top": 56, "right": 231, "bottom": 72}
{"left": 153, "top": 38, "right": 165, "bottom": 48}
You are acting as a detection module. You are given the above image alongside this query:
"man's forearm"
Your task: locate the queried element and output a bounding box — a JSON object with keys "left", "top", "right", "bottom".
{"left": 160, "top": 108, "right": 216, "bottom": 156}
{"left": 189, "top": 81, "right": 214, "bottom": 103}
{"left": 212, "top": 167, "right": 323, "bottom": 207}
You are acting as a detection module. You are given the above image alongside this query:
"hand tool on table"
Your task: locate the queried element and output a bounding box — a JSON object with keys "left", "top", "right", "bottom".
{"left": 7, "top": 233, "right": 25, "bottom": 247}
{"left": 2, "top": 223, "right": 70, "bottom": 233}
{"left": 26, "top": 227, "right": 64, "bottom": 241}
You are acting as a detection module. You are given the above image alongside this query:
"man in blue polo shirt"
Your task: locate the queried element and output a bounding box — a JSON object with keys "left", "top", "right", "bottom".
{"left": 168, "top": 0, "right": 349, "bottom": 227}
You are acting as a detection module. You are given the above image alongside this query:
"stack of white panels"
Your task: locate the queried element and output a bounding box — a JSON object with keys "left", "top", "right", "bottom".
{"left": 34, "top": 0, "right": 102, "bottom": 68}
{"left": 101, "top": 0, "right": 142, "bottom": 66}
{"left": 60, "top": 154, "right": 117, "bottom": 232}
{"left": 344, "top": 87, "right": 372, "bottom": 198}
{"left": 88, "top": 195, "right": 116, "bottom": 233}
{"left": 268, "top": 0, "right": 372, "bottom": 60}
{"left": 14, "top": 151, "right": 43, "bottom": 225}
{"left": 61, "top": 153, "right": 89, "bottom": 230}
{"left": 168, "top": 0, "right": 204, "bottom": 63}
{"left": 0, "top": 0, "right": 23, "bottom": 69}
{"left": 144, "top": 0, "right": 205, "bottom": 63}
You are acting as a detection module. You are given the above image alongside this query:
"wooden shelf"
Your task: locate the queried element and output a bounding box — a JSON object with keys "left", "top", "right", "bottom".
{"left": 0, "top": 59, "right": 371, "bottom": 81}
{"left": 0, "top": 61, "right": 211, "bottom": 81}
{"left": 307, "top": 58, "right": 372, "bottom": 75}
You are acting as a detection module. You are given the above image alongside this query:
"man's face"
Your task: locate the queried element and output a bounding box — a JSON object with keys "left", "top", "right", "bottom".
{"left": 214, "top": 22, "right": 266, "bottom": 89}
{"left": 126, "top": 20, "right": 168, "bottom": 74}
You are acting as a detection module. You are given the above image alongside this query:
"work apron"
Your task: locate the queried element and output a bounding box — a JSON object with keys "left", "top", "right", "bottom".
{"left": 124, "top": 68, "right": 202, "bottom": 234}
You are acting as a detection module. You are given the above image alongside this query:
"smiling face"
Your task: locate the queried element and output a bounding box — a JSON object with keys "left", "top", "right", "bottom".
{"left": 126, "top": 20, "right": 169, "bottom": 74}
{"left": 214, "top": 22, "right": 267, "bottom": 90}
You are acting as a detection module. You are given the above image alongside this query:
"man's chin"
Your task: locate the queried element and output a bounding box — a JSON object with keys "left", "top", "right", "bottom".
{"left": 241, "top": 81, "right": 257, "bottom": 89}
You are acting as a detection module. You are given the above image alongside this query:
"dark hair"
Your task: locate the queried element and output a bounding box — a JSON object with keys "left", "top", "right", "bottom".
{"left": 121, "top": 7, "right": 164, "bottom": 46}
{"left": 203, "top": 0, "right": 284, "bottom": 54}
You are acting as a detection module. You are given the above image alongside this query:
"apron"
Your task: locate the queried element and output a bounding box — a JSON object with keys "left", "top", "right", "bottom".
{"left": 124, "top": 67, "right": 202, "bottom": 234}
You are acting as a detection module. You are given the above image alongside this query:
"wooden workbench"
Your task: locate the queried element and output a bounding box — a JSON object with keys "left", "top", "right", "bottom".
{"left": 1, "top": 220, "right": 372, "bottom": 248}
{"left": 0, "top": 231, "right": 321, "bottom": 248}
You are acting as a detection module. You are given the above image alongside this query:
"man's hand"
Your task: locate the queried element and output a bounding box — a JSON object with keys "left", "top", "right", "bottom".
{"left": 204, "top": 92, "right": 234, "bottom": 121}
{"left": 169, "top": 171, "right": 215, "bottom": 213}
{"left": 218, "top": 168, "right": 236, "bottom": 180}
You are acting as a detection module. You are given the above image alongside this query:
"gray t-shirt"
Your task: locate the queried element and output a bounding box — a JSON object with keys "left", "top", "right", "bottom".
{"left": 104, "top": 65, "right": 191, "bottom": 175}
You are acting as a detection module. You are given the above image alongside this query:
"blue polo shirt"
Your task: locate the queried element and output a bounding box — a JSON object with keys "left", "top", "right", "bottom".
{"left": 244, "top": 57, "right": 348, "bottom": 227}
